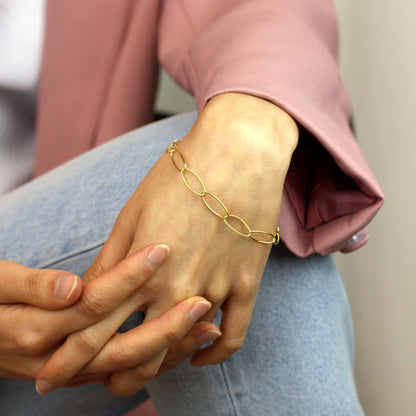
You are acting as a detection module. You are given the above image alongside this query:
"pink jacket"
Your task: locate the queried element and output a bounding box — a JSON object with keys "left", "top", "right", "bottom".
{"left": 35, "top": 0, "right": 384, "bottom": 257}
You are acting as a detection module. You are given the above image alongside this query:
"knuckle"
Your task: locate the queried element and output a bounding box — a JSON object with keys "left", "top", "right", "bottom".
{"left": 15, "top": 331, "right": 46, "bottom": 355}
{"left": 107, "top": 346, "right": 136, "bottom": 371}
{"left": 71, "top": 328, "right": 101, "bottom": 354}
{"left": 120, "top": 267, "right": 148, "bottom": 293}
{"left": 77, "top": 290, "right": 110, "bottom": 320}
{"left": 164, "top": 328, "right": 181, "bottom": 346}
{"left": 222, "top": 337, "right": 245, "bottom": 355}
{"left": 85, "top": 258, "right": 106, "bottom": 281}
{"left": 46, "top": 359, "right": 73, "bottom": 383}
{"left": 204, "top": 287, "right": 226, "bottom": 305}
{"left": 107, "top": 382, "right": 139, "bottom": 397}
{"left": 137, "top": 362, "right": 159, "bottom": 380}
{"left": 24, "top": 271, "right": 44, "bottom": 304}
{"left": 133, "top": 276, "right": 158, "bottom": 295}
{"left": 238, "top": 274, "right": 256, "bottom": 293}
{"left": 235, "top": 273, "right": 258, "bottom": 298}
{"left": 155, "top": 314, "right": 185, "bottom": 346}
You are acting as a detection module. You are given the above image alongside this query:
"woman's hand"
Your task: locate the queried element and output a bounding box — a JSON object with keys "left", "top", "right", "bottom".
{"left": 34, "top": 244, "right": 220, "bottom": 396}
{"left": 60, "top": 298, "right": 220, "bottom": 396}
{"left": 0, "top": 260, "right": 82, "bottom": 379}
{"left": 79, "top": 92, "right": 299, "bottom": 384}
{"left": 0, "top": 246, "right": 219, "bottom": 395}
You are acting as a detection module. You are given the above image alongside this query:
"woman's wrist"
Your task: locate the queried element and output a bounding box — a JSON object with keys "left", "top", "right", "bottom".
{"left": 200, "top": 92, "right": 299, "bottom": 168}
{"left": 164, "top": 93, "right": 298, "bottom": 237}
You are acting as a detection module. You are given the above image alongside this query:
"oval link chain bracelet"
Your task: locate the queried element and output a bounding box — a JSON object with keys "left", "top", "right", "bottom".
{"left": 166, "top": 140, "right": 280, "bottom": 245}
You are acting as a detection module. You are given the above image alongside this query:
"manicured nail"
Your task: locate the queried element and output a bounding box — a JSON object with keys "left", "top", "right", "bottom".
{"left": 36, "top": 379, "right": 55, "bottom": 395}
{"left": 54, "top": 275, "right": 78, "bottom": 300}
{"left": 198, "top": 329, "right": 222, "bottom": 345}
{"left": 188, "top": 300, "right": 212, "bottom": 322}
{"left": 147, "top": 244, "right": 170, "bottom": 270}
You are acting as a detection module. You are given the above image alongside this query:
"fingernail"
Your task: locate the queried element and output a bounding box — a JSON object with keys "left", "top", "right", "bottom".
{"left": 188, "top": 300, "right": 212, "bottom": 322}
{"left": 198, "top": 329, "right": 222, "bottom": 345}
{"left": 147, "top": 244, "right": 170, "bottom": 270}
{"left": 36, "top": 379, "right": 55, "bottom": 395}
{"left": 54, "top": 275, "right": 78, "bottom": 300}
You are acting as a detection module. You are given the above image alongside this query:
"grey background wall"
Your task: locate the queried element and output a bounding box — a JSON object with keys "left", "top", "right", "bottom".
{"left": 155, "top": 2, "right": 415, "bottom": 414}
{"left": 334, "top": 1, "right": 415, "bottom": 415}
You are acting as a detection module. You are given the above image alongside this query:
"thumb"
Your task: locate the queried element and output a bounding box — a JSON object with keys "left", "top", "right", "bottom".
{"left": 0, "top": 260, "right": 82, "bottom": 310}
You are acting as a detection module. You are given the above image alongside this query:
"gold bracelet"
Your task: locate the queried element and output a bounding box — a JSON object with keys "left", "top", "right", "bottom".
{"left": 166, "top": 140, "right": 280, "bottom": 245}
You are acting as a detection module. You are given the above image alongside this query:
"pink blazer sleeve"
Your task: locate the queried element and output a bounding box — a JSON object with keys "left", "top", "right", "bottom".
{"left": 158, "top": 0, "right": 384, "bottom": 257}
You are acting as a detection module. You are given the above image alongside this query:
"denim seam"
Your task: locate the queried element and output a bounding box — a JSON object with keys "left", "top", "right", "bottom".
{"left": 38, "top": 240, "right": 106, "bottom": 270}
{"left": 219, "top": 362, "right": 240, "bottom": 416}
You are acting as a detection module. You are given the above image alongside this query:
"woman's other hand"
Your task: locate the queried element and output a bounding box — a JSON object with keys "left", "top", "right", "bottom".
{"left": 0, "top": 245, "right": 218, "bottom": 393}
{"left": 34, "top": 244, "right": 219, "bottom": 395}
{"left": 0, "top": 260, "right": 82, "bottom": 379}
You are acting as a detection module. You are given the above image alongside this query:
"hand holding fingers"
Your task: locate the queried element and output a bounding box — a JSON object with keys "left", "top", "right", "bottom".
{"left": 0, "top": 244, "right": 168, "bottom": 381}
{"left": 67, "top": 310, "right": 220, "bottom": 393}
{"left": 64, "top": 322, "right": 221, "bottom": 389}
{"left": 0, "top": 260, "right": 82, "bottom": 380}
{"left": 94, "top": 298, "right": 218, "bottom": 396}
{"left": 157, "top": 321, "right": 222, "bottom": 375}
{"left": 191, "top": 288, "right": 258, "bottom": 366}
{"left": 35, "top": 244, "right": 170, "bottom": 393}
{"left": 38, "top": 297, "right": 213, "bottom": 395}
{"left": 28, "top": 243, "right": 170, "bottom": 350}
{"left": 0, "top": 260, "right": 82, "bottom": 309}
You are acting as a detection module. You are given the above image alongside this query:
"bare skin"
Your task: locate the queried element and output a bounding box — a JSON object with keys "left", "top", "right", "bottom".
{"left": 0, "top": 246, "right": 219, "bottom": 396}
{"left": 38, "top": 93, "right": 298, "bottom": 395}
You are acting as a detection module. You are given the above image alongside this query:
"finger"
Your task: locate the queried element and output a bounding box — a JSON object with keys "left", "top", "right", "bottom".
{"left": 0, "top": 261, "right": 82, "bottom": 310}
{"left": 65, "top": 375, "right": 107, "bottom": 388}
{"left": 61, "top": 309, "right": 220, "bottom": 384}
{"left": 36, "top": 297, "right": 140, "bottom": 394}
{"left": 2, "top": 244, "right": 169, "bottom": 358}
{"left": 191, "top": 294, "right": 256, "bottom": 366}
{"left": 0, "top": 348, "right": 50, "bottom": 380}
{"left": 102, "top": 298, "right": 213, "bottom": 396}
{"left": 35, "top": 245, "right": 171, "bottom": 394}
{"left": 67, "top": 321, "right": 220, "bottom": 387}
{"left": 196, "top": 302, "right": 221, "bottom": 324}
{"left": 154, "top": 303, "right": 221, "bottom": 373}
{"left": 157, "top": 322, "right": 222, "bottom": 375}
{"left": 64, "top": 297, "right": 213, "bottom": 393}
{"left": 105, "top": 352, "right": 165, "bottom": 396}
{"left": 0, "top": 303, "right": 59, "bottom": 358}
{"left": 83, "top": 203, "right": 137, "bottom": 284}
{"left": 78, "top": 297, "right": 212, "bottom": 376}
{"left": 46, "top": 244, "right": 170, "bottom": 342}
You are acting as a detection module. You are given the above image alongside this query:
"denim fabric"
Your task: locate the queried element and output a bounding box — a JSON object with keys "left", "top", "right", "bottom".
{"left": 0, "top": 113, "right": 364, "bottom": 415}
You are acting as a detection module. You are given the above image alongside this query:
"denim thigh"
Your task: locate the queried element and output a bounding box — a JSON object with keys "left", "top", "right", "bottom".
{"left": 147, "top": 245, "right": 364, "bottom": 416}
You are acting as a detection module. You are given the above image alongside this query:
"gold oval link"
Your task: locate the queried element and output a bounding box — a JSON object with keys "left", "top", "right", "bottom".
{"left": 223, "top": 214, "right": 251, "bottom": 238}
{"left": 180, "top": 168, "right": 207, "bottom": 196}
{"left": 249, "top": 231, "right": 276, "bottom": 244}
{"left": 170, "top": 149, "right": 187, "bottom": 171}
{"left": 273, "top": 227, "right": 280, "bottom": 245}
{"left": 165, "top": 140, "right": 180, "bottom": 153}
{"left": 165, "top": 140, "right": 280, "bottom": 246}
{"left": 201, "top": 192, "right": 229, "bottom": 219}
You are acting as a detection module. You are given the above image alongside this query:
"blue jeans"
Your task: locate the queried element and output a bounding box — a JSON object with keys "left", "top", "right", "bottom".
{"left": 0, "top": 113, "right": 364, "bottom": 415}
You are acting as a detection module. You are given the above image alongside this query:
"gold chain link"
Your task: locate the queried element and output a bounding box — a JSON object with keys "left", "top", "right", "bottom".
{"left": 166, "top": 140, "right": 280, "bottom": 245}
